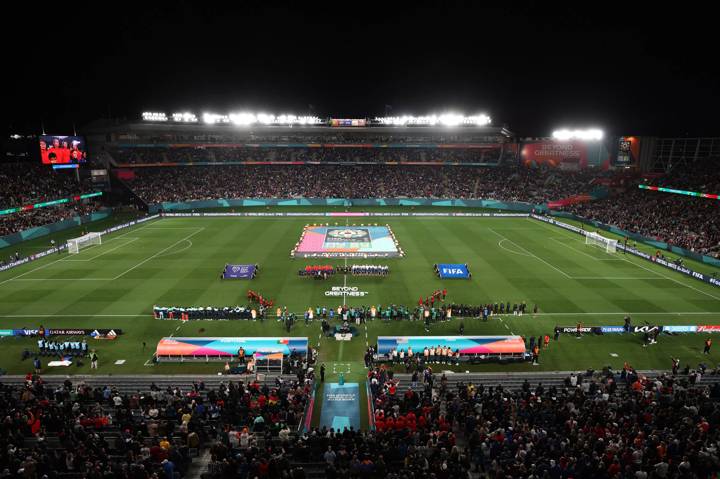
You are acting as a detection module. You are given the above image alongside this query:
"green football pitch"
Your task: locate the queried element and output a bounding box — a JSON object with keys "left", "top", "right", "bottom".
{"left": 0, "top": 212, "right": 719, "bottom": 379}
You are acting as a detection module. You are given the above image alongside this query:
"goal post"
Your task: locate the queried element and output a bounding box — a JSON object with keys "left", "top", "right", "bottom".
{"left": 585, "top": 232, "right": 618, "bottom": 253}
{"left": 67, "top": 232, "right": 102, "bottom": 254}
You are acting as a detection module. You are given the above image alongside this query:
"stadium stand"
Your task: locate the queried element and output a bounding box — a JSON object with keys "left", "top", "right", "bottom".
{"left": 644, "top": 157, "right": 720, "bottom": 193}
{"left": 0, "top": 202, "right": 104, "bottom": 239}
{"left": 567, "top": 189, "right": 720, "bottom": 256}
{"left": 121, "top": 163, "right": 599, "bottom": 205}
{"left": 110, "top": 147, "right": 505, "bottom": 165}
{"left": 0, "top": 163, "right": 94, "bottom": 208}
{"left": 0, "top": 373, "right": 313, "bottom": 479}
{"left": 368, "top": 367, "right": 720, "bottom": 479}
{"left": 1, "top": 369, "right": 718, "bottom": 478}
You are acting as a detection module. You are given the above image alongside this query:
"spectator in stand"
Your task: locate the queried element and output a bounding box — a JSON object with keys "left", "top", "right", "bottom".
{"left": 0, "top": 202, "right": 104, "bottom": 238}
{"left": 567, "top": 188, "right": 720, "bottom": 256}
{"left": 124, "top": 162, "right": 599, "bottom": 206}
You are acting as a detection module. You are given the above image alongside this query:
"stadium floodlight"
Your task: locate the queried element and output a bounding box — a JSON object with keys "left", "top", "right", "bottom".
{"left": 552, "top": 128, "right": 604, "bottom": 141}
{"left": 439, "top": 113, "right": 463, "bottom": 126}
{"left": 229, "top": 112, "right": 256, "bottom": 125}
{"left": 172, "top": 112, "right": 198, "bottom": 123}
{"left": 142, "top": 112, "right": 168, "bottom": 122}
{"left": 203, "top": 113, "right": 230, "bottom": 124}
{"left": 374, "top": 114, "right": 491, "bottom": 126}
{"left": 257, "top": 113, "right": 275, "bottom": 125}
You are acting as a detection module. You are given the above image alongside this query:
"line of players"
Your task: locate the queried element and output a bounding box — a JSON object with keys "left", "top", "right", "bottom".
{"left": 298, "top": 264, "right": 389, "bottom": 278}
{"left": 36, "top": 338, "right": 89, "bottom": 355}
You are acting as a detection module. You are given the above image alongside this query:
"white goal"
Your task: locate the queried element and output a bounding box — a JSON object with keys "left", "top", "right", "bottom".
{"left": 585, "top": 232, "right": 618, "bottom": 253}
{"left": 67, "top": 232, "right": 102, "bottom": 254}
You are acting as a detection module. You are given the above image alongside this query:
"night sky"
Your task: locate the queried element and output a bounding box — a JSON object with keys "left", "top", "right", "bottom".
{"left": 3, "top": 1, "right": 719, "bottom": 137}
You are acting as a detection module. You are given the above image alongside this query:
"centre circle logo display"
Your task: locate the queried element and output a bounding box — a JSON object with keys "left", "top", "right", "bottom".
{"left": 326, "top": 229, "right": 369, "bottom": 240}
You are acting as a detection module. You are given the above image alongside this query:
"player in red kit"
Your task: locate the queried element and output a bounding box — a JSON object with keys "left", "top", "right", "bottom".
{"left": 59, "top": 140, "right": 71, "bottom": 163}
{"left": 39, "top": 139, "right": 49, "bottom": 163}
{"left": 71, "top": 140, "right": 84, "bottom": 162}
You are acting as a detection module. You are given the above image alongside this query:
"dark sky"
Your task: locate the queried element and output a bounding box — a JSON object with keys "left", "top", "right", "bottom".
{"left": 3, "top": 1, "right": 719, "bottom": 137}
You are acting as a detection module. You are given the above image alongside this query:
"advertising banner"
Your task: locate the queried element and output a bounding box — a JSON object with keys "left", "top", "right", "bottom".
{"left": 698, "top": 325, "right": 720, "bottom": 332}
{"left": 156, "top": 337, "right": 308, "bottom": 357}
{"left": 663, "top": 326, "right": 698, "bottom": 333}
{"left": 11, "top": 328, "right": 122, "bottom": 337}
{"left": 600, "top": 326, "right": 626, "bottom": 333}
{"left": 521, "top": 141, "right": 588, "bottom": 169}
{"left": 222, "top": 264, "right": 256, "bottom": 279}
{"left": 377, "top": 335, "right": 526, "bottom": 355}
{"left": 437, "top": 263, "right": 471, "bottom": 279}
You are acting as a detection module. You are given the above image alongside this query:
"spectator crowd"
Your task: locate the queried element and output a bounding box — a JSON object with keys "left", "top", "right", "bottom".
{"left": 124, "top": 163, "right": 597, "bottom": 206}
{"left": 567, "top": 189, "right": 720, "bottom": 256}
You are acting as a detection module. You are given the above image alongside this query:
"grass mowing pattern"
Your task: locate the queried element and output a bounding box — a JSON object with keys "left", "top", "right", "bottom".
{"left": 0, "top": 214, "right": 718, "bottom": 380}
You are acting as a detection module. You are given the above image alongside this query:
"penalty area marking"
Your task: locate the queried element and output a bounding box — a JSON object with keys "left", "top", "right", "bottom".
{"left": 154, "top": 239, "right": 194, "bottom": 258}
{"left": 550, "top": 236, "right": 622, "bottom": 261}
{"left": 489, "top": 228, "right": 572, "bottom": 278}
{"left": 62, "top": 237, "right": 141, "bottom": 262}
{"left": 530, "top": 217, "right": 720, "bottom": 301}
{"left": 497, "top": 238, "right": 533, "bottom": 257}
{"left": 549, "top": 237, "right": 620, "bottom": 262}
{"left": 112, "top": 227, "right": 205, "bottom": 280}
{"left": 0, "top": 219, "right": 162, "bottom": 287}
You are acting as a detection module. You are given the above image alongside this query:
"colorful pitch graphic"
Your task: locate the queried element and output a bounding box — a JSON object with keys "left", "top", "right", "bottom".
{"left": 295, "top": 225, "right": 400, "bottom": 258}
{"left": 377, "top": 336, "right": 526, "bottom": 355}
{"left": 156, "top": 337, "right": 308, "bottom": 357}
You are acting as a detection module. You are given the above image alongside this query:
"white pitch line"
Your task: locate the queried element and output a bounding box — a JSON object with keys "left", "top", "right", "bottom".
{"left": 531, "top": 217, "right": 720, "bottom": 301}
{"left": 111, "top": 227, "right": 205, "bottom": 280}
{"left": 13, "top": 278, "right": 114, "bottom": 281}
{"left": 619, "top": 255, "right": 720, "bottom": 301}
{"left": 0, "top": 219, "right": 161, "bottom": 288}
{"left": 488, "top": 228, "right": 572, "bottom": 278}
{"left": 570, "top": 277, "right": 665, "bottom": 280}
{"left": 550, "top": 237, "right": 605, "bottom": 261}
{"left": 154, "top": 239, "right": 193, "bottom": 258}
{"left": 62, "top": 237, "right": 141, "bottom": 262}
{"left": 497, "top": 238, "right": 533, "bottom": 257}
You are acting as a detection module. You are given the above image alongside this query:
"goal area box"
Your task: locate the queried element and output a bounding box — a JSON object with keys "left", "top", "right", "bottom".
{"left": 67, "top": 232, "right": 101, "bottom": 254}
{"left": 293, "top": 225, "right": 401, "bottom": 258}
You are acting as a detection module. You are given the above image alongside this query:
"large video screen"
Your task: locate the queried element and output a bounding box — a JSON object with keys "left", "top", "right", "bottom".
{"left": 39, "top": 135, "right": 87, "bottom": 164}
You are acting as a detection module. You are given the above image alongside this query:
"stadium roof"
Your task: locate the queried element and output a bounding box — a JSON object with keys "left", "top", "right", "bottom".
{"left": 83, "top": 118, "right": 515, "bottom": 138}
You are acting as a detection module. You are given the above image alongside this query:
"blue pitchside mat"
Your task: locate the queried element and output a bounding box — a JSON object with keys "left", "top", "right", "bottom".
{"left": 319, "top": 382, "right": 361, "bottom": 431}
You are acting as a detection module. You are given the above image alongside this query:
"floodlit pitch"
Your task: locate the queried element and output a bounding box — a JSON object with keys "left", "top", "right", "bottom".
{"left": 0, "top": 211, "right": 718, "bottom": 376}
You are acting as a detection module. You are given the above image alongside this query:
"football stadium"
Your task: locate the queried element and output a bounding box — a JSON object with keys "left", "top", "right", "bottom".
{"left": 2, "top": 4, "right": 720, "bottom": 479}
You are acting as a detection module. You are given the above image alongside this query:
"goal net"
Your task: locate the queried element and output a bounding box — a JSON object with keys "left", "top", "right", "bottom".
{"left": 585, "top": 232, "right": 618, "bottom": 253}
{"left": 67, "top": 232, "right": 102, "bottom": 254}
